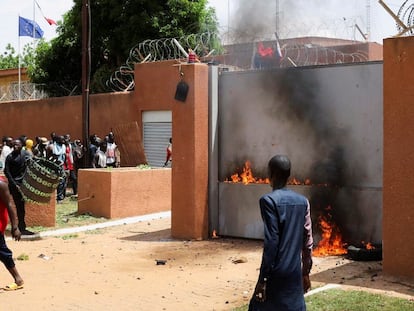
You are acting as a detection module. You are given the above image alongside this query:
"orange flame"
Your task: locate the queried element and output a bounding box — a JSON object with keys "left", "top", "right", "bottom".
{"left": 313, "top": 208, "right": 347, "bottom": 257}
{"left": 362, "top": 241, "right": 375, "bottom": 250}
{"left": 226, "top": 161, "right": 269, "bottom": 184}
{"left": 212, "top": 229, "right": 219, "bottom": 239}
{"left": 225, "top": 161, "right": 311, "bottom": 185}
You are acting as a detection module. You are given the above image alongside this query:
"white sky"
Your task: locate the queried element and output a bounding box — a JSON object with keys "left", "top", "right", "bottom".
{"left": 208, "top": 0, "right": 404, "bottom": 44}
{"left": 0, "top": 0, "right": 406, "bottom": 53}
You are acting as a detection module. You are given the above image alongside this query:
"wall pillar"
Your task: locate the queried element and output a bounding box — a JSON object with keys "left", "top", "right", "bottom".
{"left": 383, "top": 37, "right": 414, "bottom": 279}
{"left": 135, "top": 61, "right": 209, "bottom": 240}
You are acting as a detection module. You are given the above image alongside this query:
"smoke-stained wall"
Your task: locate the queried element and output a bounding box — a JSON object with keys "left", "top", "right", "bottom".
{"left": 217, "top": 62, "right": 383, "bottom": 244}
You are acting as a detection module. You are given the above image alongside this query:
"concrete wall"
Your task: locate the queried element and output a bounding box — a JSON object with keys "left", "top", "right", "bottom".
{"left": 383, "top": 37, "right": 414, "bottom": 279}
{"left": 0, "top": 91, "right": 136, "bottom": 141}
{"left": 78, "top": 168, "right": 171, "bottom": 218}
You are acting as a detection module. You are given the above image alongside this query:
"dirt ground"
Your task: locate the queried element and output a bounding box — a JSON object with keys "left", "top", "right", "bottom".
{"left": 1, "top": 215, "right": 413, "bottom": 311}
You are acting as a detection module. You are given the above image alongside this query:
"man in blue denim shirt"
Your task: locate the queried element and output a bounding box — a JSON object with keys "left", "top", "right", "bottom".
{"left": 249, "top": 155, "right": 313, "bottom": 311}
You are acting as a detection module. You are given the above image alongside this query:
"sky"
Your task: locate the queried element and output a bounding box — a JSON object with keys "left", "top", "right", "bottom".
{"left": 0, "top": 0, "right": 406, "bottom": 53}
{"left": 0, "top": 0, "right": 74, "bottom": 52}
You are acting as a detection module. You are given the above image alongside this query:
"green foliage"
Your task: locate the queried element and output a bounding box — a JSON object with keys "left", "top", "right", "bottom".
{"left": 30, "top": 0, "right": 219, "bottom": 97}
{"left": 0, "top": 43, "right": 39, "bottom": 69}
{"left": 233, "top": 289, "right": 414, "bottom": 311}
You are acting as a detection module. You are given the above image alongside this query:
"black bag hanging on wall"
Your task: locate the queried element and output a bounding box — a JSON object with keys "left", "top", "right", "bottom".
{"left": 175, "top": 80, "right": 189, "bottom": 102}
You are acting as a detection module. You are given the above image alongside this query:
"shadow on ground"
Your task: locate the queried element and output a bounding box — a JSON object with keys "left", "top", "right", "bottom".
{"left": 311, "top": 257, "right": 414, "bottom": 297}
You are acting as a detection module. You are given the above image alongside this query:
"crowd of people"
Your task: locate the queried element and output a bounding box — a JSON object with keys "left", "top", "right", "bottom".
{"left": 0, "top": 131, "right": 121, "bottom": 233}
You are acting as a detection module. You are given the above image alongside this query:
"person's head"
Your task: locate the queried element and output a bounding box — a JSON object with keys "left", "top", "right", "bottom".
{"left": 5, "top": 137, "right": 13, "bottom": 147}
{"left": 99, "top": 139, "right": 107, "bottom": 152}
{"left": 25, "top": 139, "right": 34, "bottom": 150}
{"left": 19, "top": 135, "right": 27, "bottom": 145}
{"left": 108, "top": 132, "right": 114, "bottom": 143}
{"left": 56, "top": 135, "right": 64, "bottom": 145}
{"left": 169, "top": 137, "right": 172, "bottom": 144}
{"left": 39, "top": 137, "right": 48, "bottom": 150}
{"left": 64, "top": 134, "right": 71, "bottom": 142}
{"left": 268, "top": 154, "right": 291, "bottom": 190}
{"left": 11, "top": 139, "right": 23, "bottom": 154}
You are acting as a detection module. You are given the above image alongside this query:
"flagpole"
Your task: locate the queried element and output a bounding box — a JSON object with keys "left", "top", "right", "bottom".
{"left": 33, "top": 0, "right": 36, "bottom": 45}
{"left": 18, "top": 30, "right": 21, "bottom": 101}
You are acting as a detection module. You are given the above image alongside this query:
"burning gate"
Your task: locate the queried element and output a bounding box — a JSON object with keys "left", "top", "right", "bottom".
{"left": 209, "top": 62, "right": 383, "bottom": 255}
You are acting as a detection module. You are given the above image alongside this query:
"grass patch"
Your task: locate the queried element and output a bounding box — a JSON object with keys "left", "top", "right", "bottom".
{"left": 233, "top": 289, "right": 414, "bottom": 311}
{"left": 27, "top": 197, "right": 107, "bottom": 232}
{"left": 60, "top": 233, "right": 79, "bottom": 240}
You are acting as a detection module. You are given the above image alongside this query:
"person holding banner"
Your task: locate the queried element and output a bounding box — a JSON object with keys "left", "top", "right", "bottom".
{"left": 4, "top": 139, "right": 34, "bottom": 236}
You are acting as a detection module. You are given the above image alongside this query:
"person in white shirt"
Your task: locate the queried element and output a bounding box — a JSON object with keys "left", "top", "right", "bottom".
{"left": 0, "top": 137, "right": 13, "bottom": 171}
{"left": 105, "top": 132, "right": 120, "bottom": 168}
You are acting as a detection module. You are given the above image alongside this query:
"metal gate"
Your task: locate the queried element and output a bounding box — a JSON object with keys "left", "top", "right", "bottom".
{"left": 209, "top": 62, "right": 383, "bottom": 244}
{"left": 142, "top": 111, "right": 172, "bottom": 167}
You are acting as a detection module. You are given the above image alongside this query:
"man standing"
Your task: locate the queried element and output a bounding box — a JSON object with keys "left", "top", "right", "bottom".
{"left": 4, "top": 139, "right": 33, "bottom": 236}
{"left": 249, "top": 155, "right": 313, "bottom": 311}
{"left": 0, "top": 175, "right": 24, "bottom": 290}
{"left": 0, "top": 137, "right": 13, "bottom": 172}
{"left": 105, "top": 132, "right": 120, "bottom": 168}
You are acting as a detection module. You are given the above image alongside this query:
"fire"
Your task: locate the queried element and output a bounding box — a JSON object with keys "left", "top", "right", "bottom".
{"left": 362, "top": 241, "right": 375, "bottom": 250}
{"left": 312, "top": 207, "right": 347, "bottom": 257}
{"left": 227, "top": 161, "right": 269, "bottom": 185}
{"left": 225, "top": 161, "right": 310, "bottom": 185}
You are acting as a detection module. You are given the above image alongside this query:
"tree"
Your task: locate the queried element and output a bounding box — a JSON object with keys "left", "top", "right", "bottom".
{"left": 0, "top": 43, "right": 37, "bottom": 69}
{"left": 29, "top": 0, "right": 218, "bottom": 97}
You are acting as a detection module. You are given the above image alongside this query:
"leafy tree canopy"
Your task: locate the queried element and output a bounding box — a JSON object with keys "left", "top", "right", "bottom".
{"left": 28, "top": 0, "right": 218, "bottom": 97}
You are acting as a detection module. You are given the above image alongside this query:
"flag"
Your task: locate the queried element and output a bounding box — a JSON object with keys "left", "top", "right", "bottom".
{"left": 19, "top": 16, "right": 44, "bottom": 38}
{"left": 44, "top": 17, "right": 57, "bottom": 26}
{"left": 35, "top": 0, "right": 57, "bottom": 26}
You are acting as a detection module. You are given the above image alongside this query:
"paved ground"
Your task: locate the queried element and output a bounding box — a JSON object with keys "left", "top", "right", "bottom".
{"left": 1, "top": 212, "right": 413, "bottom": 311}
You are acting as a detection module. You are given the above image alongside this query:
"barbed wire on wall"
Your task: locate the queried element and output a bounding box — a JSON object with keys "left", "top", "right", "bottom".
{"left": 106, "top": 32, "right": 221, "bottom": 92}
{"left": 397, "top": 0, "right": 414, "bottom": 35}
{"left": 279, "top": 44, "right": 369, "bottom": 68}
{"left": 0, "top": 82, "right": 48, "bottom": 102}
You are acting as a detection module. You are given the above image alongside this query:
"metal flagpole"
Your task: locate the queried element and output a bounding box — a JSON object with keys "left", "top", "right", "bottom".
{"left": 18, "top": 26, "right": 21, "bottom": 101}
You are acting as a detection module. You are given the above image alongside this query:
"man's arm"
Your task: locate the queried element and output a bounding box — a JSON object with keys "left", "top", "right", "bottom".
{"left": 258, "top": 195, "right": 280, "bottom": 282}
{"left": 3, "top": 156, "right": 17, "bottom": 188}
{"left": 302, "top": 199, "right": 313, "bottom": 292}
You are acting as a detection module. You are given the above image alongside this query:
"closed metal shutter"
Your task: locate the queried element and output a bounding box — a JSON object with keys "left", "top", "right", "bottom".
{"left": 143, "top": 122, "right": 172, "bottom": 167}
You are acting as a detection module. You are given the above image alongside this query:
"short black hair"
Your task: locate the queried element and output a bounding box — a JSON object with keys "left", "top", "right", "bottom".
{"left": 268, "top": 155, "right": 291, "bottom": 181}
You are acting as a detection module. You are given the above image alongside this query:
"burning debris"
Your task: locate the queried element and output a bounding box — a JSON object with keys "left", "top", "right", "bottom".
{"left": 312, "top": 206, "right": 347, "bottom": 257}
{"left": 224, "top": 161, "right": 380, "bottom": 258}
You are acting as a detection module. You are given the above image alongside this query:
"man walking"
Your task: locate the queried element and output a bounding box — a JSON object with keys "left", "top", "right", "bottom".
{"left": 249, "top": 155, "right": 313, "bottom": 311}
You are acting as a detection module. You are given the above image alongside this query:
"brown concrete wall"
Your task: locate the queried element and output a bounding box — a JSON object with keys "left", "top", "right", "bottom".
{"left": 0, "top": 91, "right": 136, "bottom": 141}
{"left": 383, "top": 36, "right": 414, "bottom": 279}
{"left": 77, "top": 168, "right": 171, "bottom": 218}
{"left": 135, "top": 61, "right": 209, "bottom": 239}
{"left": 25, "top": 192, "right": 56, "bottom": 227}
{"left": 0, "top": 173, "right": 55, "bottom": 227}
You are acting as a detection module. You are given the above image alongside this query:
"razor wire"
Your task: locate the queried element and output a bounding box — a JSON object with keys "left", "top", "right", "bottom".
{"left": 0, "top": 82, "right": 48, "bottom": 102}
{"left": 397, "top": 1, "right": 414, "bottom": 36}
{"left": 279, "top": 44, "right": 369, "bottom": 68}
{"left": 106, "top": 32, "right": 221, "bottom": 92}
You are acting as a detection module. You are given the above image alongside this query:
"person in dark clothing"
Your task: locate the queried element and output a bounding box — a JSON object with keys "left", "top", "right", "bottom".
{"left": 249, "top": 155, "right": 313, "bottom": 311}
{"left": 4, "top": 139, "right": 34, "bottom": 236}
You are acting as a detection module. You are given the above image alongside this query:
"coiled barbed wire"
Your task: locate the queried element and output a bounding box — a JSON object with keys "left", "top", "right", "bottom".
{"left": 279, "top": 44, "right": 369, "bottom": 68}
{"left": 397, "top": 1, "right": 414, "bottom": 36}
{"left": 107, "top": 32, "right": 221, "bottom": 92}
